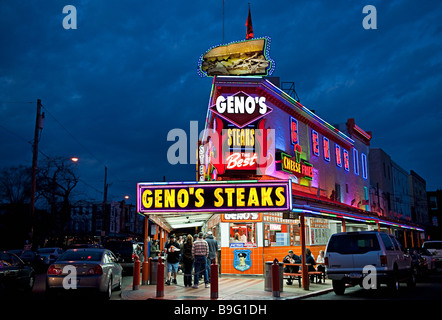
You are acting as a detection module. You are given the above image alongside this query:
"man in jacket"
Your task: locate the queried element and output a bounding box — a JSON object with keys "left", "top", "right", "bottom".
{"left": 192, "top": 232, "right": 209, "bottom": 288}
{"left": 164, "top": 234, "right": 181, "bottom": 285}
{"left": 283, "top": 250, "right": 300, "bottom": 285}
{"left": 205, "top": 231, "right": 218, "bottom": 282}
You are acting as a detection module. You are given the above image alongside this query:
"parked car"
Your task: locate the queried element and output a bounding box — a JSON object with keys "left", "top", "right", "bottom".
{"left": 36, "top": 247, "right": 64, "bottom": 267}
{"left": 418, "top": 248, "right": 437, "bottom": 273}
{"left": 422, "top": 241, "right": 442, "bottom": 268}
{"left": 8, "top": 250, "right": 45, "bottom": 272}
{"left": 0, "top": 251, "right": 35, "bottom": 292}
{"left": 46, "top": 248, "right": 123, "bottom": 299}
{"left": 325, "top": 231, "right": 415, "bottom": 295}
{"left": 104, "top": 240, "right": 142, "bottom": 270}
{"left": 66, "top": 243, "right": 103, "bottom": 250}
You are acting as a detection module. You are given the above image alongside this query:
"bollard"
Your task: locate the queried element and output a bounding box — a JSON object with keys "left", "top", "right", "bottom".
{"left": 142, "top": 257, "right": 150, "bottom": 285}
{"left": 156, "top": 256, "right": 165, "bottom": 297}
{"left": 210, "top": 258, "right": 219, "bottom": 299}
{"left": 271, "top": 258, "right": 280, "bottom": 297}
{"left": 133, "top": 255, "right": 141, "bottom": 290}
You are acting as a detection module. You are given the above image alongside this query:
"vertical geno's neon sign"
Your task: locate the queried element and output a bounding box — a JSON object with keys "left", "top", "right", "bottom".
{"left": 290, "top": 117, "right": 298, "bottom": 145}
{"left": 335, "top": 144, "right": 342, "bottom": 167}
{"left": 323, "top": 137, "right": 330, "bottom": 162}
{"left": 312, "top": 130, "right": 319, "bottom": 156}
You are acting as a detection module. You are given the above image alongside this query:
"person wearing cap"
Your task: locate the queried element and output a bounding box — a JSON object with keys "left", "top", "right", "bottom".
{"left": 283, "top": 249, "right": 300, "bottom": 285}
{"left": 165, "top": 234, "right": 181, "bottom": 285}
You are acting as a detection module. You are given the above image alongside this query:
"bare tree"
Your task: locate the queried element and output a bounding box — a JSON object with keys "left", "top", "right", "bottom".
{"left": 37, "top": 157, "right": 79, "bottom": 236}
{"left": 0, "top": 165, "right": 32, "bottom": 204}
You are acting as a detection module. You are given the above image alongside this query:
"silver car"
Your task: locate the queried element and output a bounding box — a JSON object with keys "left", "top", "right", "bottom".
{"left": 46, "top": 248, "right": 123, "bottom": 299}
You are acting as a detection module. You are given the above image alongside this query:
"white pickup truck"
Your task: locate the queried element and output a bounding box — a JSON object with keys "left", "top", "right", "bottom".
{"left": 325, "top": 231, "right": 416, "bottom": 295}
{"left": 422, "top": 240, "right": 442, "bottom": 268}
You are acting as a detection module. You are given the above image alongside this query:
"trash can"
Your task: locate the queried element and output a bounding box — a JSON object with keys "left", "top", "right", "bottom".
{"left": 149, "top": 257, "right": 167, "bottom": 285}
{"left": 264, "top": 261, "right": 284, "bottom": 292}
{"left": 149, "top": 257, "right": 158, "bottom": 285}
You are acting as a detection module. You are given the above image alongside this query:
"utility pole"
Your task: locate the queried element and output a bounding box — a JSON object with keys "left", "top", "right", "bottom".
{"left": 30, "top": 99, "right": 44, "bottom": 246}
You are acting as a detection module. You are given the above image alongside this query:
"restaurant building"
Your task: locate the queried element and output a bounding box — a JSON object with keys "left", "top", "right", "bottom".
{"left": 198, "top": 74, "right": 425, "bottom": 276}
{"left": 138, "top": 37, "right": 426, "bottom": 277}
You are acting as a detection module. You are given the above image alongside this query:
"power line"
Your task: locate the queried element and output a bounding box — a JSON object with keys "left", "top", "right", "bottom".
{"left": 39, "top": 104, "right": 124, "bottom": 199}
{"left": 40, "top": 104, "right": 101, "bottom": 164}
{"left": 0, "top": 123, "right": 31, "bottom": 144}
{"left": 0, "top": 101, "right": 33, "bottom": 104}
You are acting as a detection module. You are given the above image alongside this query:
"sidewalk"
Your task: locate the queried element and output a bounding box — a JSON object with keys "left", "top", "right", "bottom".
{"left": 121, "top": 273, "right": 333, "bottom": 300}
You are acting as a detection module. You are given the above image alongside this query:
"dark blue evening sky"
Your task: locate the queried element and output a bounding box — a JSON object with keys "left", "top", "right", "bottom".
{"left": 1, "top": 0, "right": 441, "bottom": 204}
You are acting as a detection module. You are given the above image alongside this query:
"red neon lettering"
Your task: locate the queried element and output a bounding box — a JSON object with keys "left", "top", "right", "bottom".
{"left": 291, "top": 118, "right": 298, "bottom": 144}
{"left": 335, "top": 145, "right": 341, "bottom": 166}
{"left": 302, "top": 165, "right": 313, "bottom": 178}
{"left": 312, "top": 131, "right": 319, "bottom": 156}
{"left": 343, "top": 150, "right": 349, "bottom": 171}
{"left": 323, "top": 138, "right": 330, "bottom": 161}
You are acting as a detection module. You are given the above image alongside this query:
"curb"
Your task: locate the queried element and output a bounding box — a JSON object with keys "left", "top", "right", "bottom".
{"left": 119, "top": 285, "right": 334, "bottom": 301}
{"left": 290, "top": 287, "right": 334, "bottom": 299}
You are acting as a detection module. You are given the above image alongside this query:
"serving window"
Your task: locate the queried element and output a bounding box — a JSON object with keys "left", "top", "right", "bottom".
{"left": 264, "top": 223, "right": 300, "bottom": 246}
{"left": 229, "top": 223, "right": 257, "bottom": 248}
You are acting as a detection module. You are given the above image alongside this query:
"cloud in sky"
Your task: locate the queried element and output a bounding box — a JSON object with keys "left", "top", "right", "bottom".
{"left": 0, "top": 0, "right": 441, "bottom": 203}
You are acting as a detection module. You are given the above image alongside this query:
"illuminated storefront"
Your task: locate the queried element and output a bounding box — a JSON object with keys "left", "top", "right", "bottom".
{"left": 196, "top": 51, "right": 424, "bottom": 275}
{"left": 137, "top": 37, "right": 425, "bottom": 278}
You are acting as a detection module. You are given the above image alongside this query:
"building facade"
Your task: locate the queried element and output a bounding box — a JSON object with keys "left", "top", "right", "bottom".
{"left": 199, "top": 76, "right": 425, "bottom": 276}
{"left": 427, "top": 190, "right": 442, "bottom": 239}
{"left": 409, "top": 170, "right": 429, "bottom": 226}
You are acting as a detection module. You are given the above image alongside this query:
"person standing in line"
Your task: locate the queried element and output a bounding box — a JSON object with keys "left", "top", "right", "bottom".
{"left": 150, "top": 239, "right": 160, "bottom": 258}
{"left": 192, "top": 232, "right": 209, "bottom": 288}
{"left": 164, "top": 234, "right": 181, "bottom": 285}
{"left": 205, "top": 230, "right": 218, "bottom": 282}
{"left": 182, "top": 234, "right": 194, "bottom": 287}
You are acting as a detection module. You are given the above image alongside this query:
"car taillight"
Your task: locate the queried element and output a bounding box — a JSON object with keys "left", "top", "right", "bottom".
{"left": 324, "top": 257, "right": 328, "bottom": 267}
{"left": 87, "top": 265, "right": 103, "bottom": 275}
{"left": 47, "top": 265, "right": 62, "bottom": 275}
{"left": 380, "top": 255, "right": 387, "bottom": 266}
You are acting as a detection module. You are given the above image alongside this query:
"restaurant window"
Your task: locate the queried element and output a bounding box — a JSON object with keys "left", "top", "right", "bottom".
{"left": 361, "top": 153, "right": 368, "bottom": 179}
{"left": 308, "top": 218, "right": 331, "bottom": 245}
{"left": 265, "top": 223, "right": 300, "bottom": 246}
{"left": 229, "top": 223, "right": 257, "bottom": 248}
{"left": 353, "top": 148, "right": 359, "bottom": 175}
{"left": 429, "top": 196, "right": 438, "bottom": 210}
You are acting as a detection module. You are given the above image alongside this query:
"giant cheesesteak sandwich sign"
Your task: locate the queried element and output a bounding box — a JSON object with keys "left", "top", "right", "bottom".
{"left": 198, "top": 37, "right": 274, "bottom": 77}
